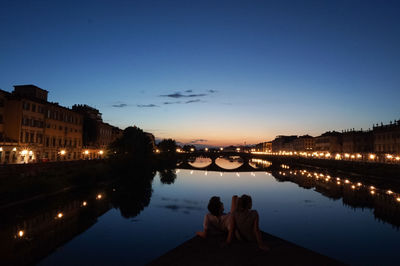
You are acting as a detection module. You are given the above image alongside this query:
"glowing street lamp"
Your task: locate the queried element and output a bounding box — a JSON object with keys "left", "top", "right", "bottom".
{"left": 60, "top": 150, "right": 66, "bottom": 155}
{"left": 99, "top": 150, "right": 104, "bottom": 155}
{"left": 18, "top": 230, "right": 24, "bottom": 238}
{"left": 84, "top": 150, "right": 89, "bottom": 155}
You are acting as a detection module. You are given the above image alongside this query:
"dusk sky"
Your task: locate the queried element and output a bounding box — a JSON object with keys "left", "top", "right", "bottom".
{"left": 1, "top": 0, "right": 399, "bottom": 146}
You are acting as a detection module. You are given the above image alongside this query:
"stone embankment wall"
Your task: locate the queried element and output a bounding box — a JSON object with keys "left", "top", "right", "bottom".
{"left": 259, "top": 155, "right": 400, "bottom": 180}
{"left": 0, "top": 160, "right": 104, "bottom": 178}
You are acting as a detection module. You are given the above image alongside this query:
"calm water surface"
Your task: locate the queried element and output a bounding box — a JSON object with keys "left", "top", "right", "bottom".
{"left": 4, "top": 158, "right": 400, "bottom": 265}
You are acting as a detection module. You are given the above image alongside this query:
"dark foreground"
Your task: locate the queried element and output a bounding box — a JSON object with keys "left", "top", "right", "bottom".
{"left": 148, "top": 231, "right": 343, "bottom": 266}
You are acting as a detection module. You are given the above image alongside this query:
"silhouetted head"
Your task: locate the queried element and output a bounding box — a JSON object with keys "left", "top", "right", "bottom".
{"left": 208, "top": 196, "right": 224, "bottom": 216}
{"left": 238, "top": 194, "right": 252, "bottom": 211}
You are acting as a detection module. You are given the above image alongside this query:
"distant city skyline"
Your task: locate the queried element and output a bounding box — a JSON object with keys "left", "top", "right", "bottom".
{"left": 1, "top": 0, "right": 399, "bottom": 146}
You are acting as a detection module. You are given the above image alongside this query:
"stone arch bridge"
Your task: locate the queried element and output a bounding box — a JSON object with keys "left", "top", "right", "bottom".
{"left": 176, "top": 151, "right": 276, "bottom": 172}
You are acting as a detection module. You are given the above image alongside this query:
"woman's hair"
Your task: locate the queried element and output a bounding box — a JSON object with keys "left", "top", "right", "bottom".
{"left": 208, "top": 196, "right": 222, "bottom": 216}
{"left": 237, "top": 194, "right": 252, "bottom": 212}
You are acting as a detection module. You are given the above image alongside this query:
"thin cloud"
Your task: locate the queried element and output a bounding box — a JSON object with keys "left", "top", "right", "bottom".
{"left": 185, "top": 99, "right": 201, "bottom": 104}
{"left": 185, "top": 89, "right": 193, "bottom": 93}
{"left": 137, "top": 104, "right": 158, "bottom": 108}
{"left": 112, "top": 103, "right": 128, "bottom": 108}
{"left": 160, "top": 92, "right": 207, "bottom": 98}
{"left": 208, "top": 89, "right": 217, "bottom": 93}
{"left": 188, "top": 94, "right": 206, "bottom": 97}
{"left": 189, "top": 139, "right": 207, "bottom": 144}
{"left": 163, "top": 101, "right": 181, "bottom": 105}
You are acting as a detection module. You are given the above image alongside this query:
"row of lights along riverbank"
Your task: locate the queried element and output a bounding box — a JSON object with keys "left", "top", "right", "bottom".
{"left": 174, "top": 148, "right": 399, "bottom": 164}
{"left": 252, "top": 151, "right": 400, "bottom": 163}
{"left": 278, "top": 166, "right": 400, "bottom": 203}
{"left": 1, "top": 148, "right": 105, "bottom": 156}
{"left": 15, "top": 192, "right": 105, "bottom": 240}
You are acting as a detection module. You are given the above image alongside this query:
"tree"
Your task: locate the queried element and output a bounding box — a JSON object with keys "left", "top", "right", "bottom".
{"left": 109, "top": 126, "right": 154, "bottom": 161}
{"left": 158, "top": 138, "right": 177, "bottom": 153}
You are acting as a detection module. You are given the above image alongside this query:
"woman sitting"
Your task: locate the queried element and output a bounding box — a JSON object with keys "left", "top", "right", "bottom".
{"left": 233, "top": 194, "right": 269, "bottom": 251}
{"left": 196, "top": 196, "right": 237, "bottom": 243}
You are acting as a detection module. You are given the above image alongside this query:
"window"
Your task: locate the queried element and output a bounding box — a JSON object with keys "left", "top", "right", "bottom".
{"left": 0, "top": 98, "right": 4, "bottom": 107}
{"left": 0, "top": 114, "right": 3, "bottom": 124}
{"left": 32, "top": 104, "right": 36, "bottom": 112}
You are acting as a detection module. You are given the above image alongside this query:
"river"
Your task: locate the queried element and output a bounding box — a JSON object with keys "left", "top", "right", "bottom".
{"left": 1, "top": 157, "right": 400, "bottom": 265}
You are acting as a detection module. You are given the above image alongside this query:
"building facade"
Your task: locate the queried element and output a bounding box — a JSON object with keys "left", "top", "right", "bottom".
{"left": 342, "top": 130, "right": 373, "bottom": 153}
{"left": 72, "top": 105, "right": 122, "bottom": 159}
{"left": 0, "top": 85, "right": 84, "bottom": 163}
{"left": 373, "top": 121, "right": 400, "bottom": 154}
{"left": 292, "top": 135, "right": 315, "bottom": 151}
{"left": 272, "top": 135, "right": 297, "bottom": 152}
{"left": 314, "top": 131, "right": 342, "bottom": 153}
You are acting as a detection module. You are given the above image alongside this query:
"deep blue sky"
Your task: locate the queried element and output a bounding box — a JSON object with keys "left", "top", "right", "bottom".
{"left": 1, "top": 0, "right": 399, "bottom": 145}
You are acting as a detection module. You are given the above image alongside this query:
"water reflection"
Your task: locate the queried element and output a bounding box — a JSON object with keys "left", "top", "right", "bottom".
{"left": 215, "top": 156, "right": 243, "bottom": 169}
{"left": 0, "top": 168, "right": 157, "bottom": 265}
{"left": 159, "top": 169, "right": 177, "bottom": 185}
{"left": 273, "top": 167, "right": 400, "bottom": 228}
{"left": 111, "top": 170, "right": 156, "bottom": 218}
{"left": 187, "top": 157, "right": 212, "bottom": 168}
{"left": 0, "top": 190, "right": 111, "bottom": 265}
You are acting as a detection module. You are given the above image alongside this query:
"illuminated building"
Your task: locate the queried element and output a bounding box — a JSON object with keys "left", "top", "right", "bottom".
{"left": 272, "top": 135, "right": 297, "bottom": 152}
{"left": 342, "top": 130, "right": 373, "bottom": 153}
{"left": 293, "top": 135, "right": 315, "bottom": 151}
{"left": 72, "top": 105, "right": 122, "bottom": 159}
{"left": 0, "top": 85, "right": 83, "bottom": 163}
{"left": 373, "top": 121, "right": 400, "bottom": 154}
{"left": 314, "top": 131, "right": 342, "bottom": 153}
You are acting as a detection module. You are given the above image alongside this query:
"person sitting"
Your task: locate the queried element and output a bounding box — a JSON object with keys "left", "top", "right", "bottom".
{"left": 196, "top": 196, "right": 237, "bottom": 244}
{"left": 233, "top": 194, "right": 269, "bottom": 251}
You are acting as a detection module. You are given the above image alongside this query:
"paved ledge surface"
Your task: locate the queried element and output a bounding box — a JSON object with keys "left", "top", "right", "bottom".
{"left": 148, "top": 231, "right": 344, "bottom": 266}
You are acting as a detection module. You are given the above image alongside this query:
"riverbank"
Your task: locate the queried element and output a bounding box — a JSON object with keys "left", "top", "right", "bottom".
{"left": 251, "top": 154, "right": 400, "bottom": 181}
{"left": 0, "top": 157, "right": 177, "bottom": 209}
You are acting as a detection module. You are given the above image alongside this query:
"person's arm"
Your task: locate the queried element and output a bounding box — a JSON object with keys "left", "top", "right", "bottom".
{"left": 230, "top": 195, "right": 238, "bottom": 213}
{"left": 196, "top": 214, "right": 209, "bottom": 238}
{"left": 253, "top": 211, "right": 269, "bottom": 251}
{"left": 226, "top": 215, "right": 235, "bottom": 244}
